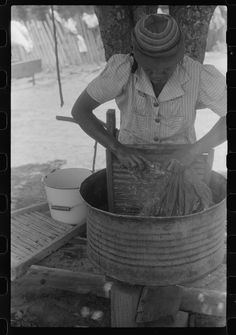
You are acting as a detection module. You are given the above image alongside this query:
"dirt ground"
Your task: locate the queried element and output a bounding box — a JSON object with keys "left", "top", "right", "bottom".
{"left": 11, "top": 287, "right": 110, "bottom": 327}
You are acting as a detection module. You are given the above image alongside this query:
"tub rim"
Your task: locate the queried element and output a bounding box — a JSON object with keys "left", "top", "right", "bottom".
{"left": 80, "top": 170, "right": 226, "bottom": 222}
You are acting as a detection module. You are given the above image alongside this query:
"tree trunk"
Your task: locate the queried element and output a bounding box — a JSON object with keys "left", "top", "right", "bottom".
{"left": 95, "top": 5, "right": 216, "bottom": 64}
{"left": 94, "top": 6, "right": 133, "bottom": 60}
{"left": 169, "top": 5, "right": 216, "bottom": 63}
{"left": 94, "top": 6, "right": 158, "bottom": 61}
{"left": 131, "top": 6, "right": 158, "bottom": 25}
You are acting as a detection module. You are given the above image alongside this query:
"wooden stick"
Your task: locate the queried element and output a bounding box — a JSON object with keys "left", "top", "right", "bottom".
{"left": 50, "top": 5, "right": 64, "bottom": 107}
{"left": 92, "top": 141, "right": 98, "bottom": 173}
{"left": 106, "top": 109, "right": 116, "bottom": 213}
{"left": 56, "top": 116, "right": 78, "bottom": 124}
{"left": 56, "top": 115, "right": 107, "bottom": 128}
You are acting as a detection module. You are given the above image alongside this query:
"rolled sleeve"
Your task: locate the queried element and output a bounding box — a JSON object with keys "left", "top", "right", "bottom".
{"left": 86, "top": 54, "right": 132, "bottom": 104}
{"left": 196, "top": 64, "right": 226, "bottom": 117}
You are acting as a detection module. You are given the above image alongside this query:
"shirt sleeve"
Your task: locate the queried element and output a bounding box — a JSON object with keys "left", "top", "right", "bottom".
{"left": 196, "top": 64, "right": 226, "bottom": 117}
{"left": 86, "top": 54, "right": 132, "bottom": 104}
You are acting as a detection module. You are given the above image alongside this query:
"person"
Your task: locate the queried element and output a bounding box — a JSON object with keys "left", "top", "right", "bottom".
{"left": 71, "top": 13, "right": 226, "bottom": 326}
{"left": 71, "top": 13, "right": 226, "bottom": 173}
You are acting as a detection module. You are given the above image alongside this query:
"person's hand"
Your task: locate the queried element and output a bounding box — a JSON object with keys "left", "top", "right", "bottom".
{"left": 114, "top": 144, "right": 151, "bottom": 171}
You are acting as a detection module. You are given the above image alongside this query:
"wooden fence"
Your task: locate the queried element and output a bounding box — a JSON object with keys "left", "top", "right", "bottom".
{"left": 11, "top": 14, "right": 105, "bottom": 72}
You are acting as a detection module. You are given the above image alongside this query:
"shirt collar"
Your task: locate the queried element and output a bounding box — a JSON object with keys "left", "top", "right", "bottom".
{"left": 134, "top": 60, "right": 190, "bottom": 102}
{"left": 134, "top": 66, "right": 155, "bottom": 98}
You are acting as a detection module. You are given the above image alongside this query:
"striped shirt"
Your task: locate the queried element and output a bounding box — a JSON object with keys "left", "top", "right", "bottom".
{"left": 86, "top": 54, "right": 226, "bottom": 145}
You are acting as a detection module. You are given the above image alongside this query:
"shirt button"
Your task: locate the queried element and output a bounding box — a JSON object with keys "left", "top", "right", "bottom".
{"left": 153, "top": 102, "right": 159, "bottom": 107}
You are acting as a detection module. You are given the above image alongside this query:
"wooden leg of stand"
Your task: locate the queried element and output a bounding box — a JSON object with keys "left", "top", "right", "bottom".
{"left": 110, "top": 281, "right": 143, "bottom": 327}
{"left": 110, "top": 282, "right": 189, "bottom": 327}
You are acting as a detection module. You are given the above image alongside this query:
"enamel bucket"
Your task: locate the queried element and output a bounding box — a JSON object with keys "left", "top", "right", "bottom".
{"left": 43, "top": 168, "right": 92, "bottom": 224}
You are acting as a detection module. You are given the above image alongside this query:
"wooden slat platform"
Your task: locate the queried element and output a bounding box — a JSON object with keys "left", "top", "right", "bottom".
{"left": 11, "top": 202, "right": 86, "bottom": 281}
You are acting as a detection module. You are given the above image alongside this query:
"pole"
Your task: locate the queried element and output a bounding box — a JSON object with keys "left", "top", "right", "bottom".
{"left": 51, "top": 5, "right": 64, "bottom": 107}
{"left": 92, "top": 141, "right": 98, "bottom": 173}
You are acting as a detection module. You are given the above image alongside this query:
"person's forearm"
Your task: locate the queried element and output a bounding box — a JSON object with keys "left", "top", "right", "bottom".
{"left": 191, "top": 115, "right": 226, "bottom": 155}
{"left": 72, "top": 107, "right": 122, "bottom": 153}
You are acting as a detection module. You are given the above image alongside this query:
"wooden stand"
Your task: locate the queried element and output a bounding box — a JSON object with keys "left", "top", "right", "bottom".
{"left": 110, "top": 282, "right": 189, "bottom": 327}
{"left": 110, "top": 279, "right": 226, "bottom": 327}
{"left": 110, "top": 280, "right": 143, "bottom": 327}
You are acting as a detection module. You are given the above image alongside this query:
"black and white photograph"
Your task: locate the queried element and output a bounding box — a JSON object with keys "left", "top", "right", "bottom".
{"left": 11, "top": 4, "right": 227, "bottom": 328}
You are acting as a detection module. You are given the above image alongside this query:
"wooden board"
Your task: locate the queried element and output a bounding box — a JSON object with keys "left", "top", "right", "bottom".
{"left": 11, "top": 59, "right": 42, "bottom": 79}
{"left": 11, "top": 202, "right": 86, "bottom": 281}
{"left": 16, "top": 264, "right": 108, "bottom": 298}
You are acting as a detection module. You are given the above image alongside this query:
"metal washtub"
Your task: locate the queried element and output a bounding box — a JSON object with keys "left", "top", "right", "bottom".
{"left": 80, "top": 169, "right": 226, "bottom": 286}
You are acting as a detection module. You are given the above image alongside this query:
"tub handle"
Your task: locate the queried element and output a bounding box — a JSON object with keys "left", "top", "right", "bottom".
{"left": 50, "top": 205, "right": 72, "bottom": 211}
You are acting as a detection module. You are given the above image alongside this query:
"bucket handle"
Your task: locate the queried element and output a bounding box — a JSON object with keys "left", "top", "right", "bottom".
{"left": 50, "top": 205, "right": 72, "bottom": 211}
{"left": 50, "top": 202, "right": 83, "bottom": 211}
